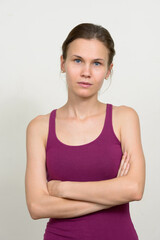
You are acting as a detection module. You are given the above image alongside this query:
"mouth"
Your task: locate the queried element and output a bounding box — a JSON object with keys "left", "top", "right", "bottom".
{"left": 77, "top": 82, "right": 92, "bottom": 85}
{"left": 77, "top": 82, "right": 93, "bottom": 88}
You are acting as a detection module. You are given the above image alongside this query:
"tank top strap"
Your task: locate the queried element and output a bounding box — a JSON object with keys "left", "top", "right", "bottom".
{"left": 105, "top": 103, "right": 121, "bottom": 145}
{"left": 46, "top": 108, "right": 57, "bottom": 151}
{"left": 106, "top": 103, "right": 112, "bottom": 125}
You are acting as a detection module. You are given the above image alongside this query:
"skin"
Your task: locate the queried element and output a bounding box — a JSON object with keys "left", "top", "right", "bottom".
{"left": 52, "top": 39, "right": 115, "bottom": 147}
{"left": 61, "top": 38, "right": 112, "bottom": 103}
{"left": 47, "top": 39, "right": 146, "bottom": 204}
{"left": 25, "top": 38, "right": 146, "bottom": 219}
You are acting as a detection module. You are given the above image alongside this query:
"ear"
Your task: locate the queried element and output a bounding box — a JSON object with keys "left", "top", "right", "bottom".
{"left": 105, "top": 63, "right": 113, "bottom": 79}
{"left": 60, "top": 55, "right": 65, "bottom": 72}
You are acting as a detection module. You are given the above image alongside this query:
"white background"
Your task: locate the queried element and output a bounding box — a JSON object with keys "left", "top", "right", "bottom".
{"left": 0, "top": 0, "right": 160, "bottom": 239}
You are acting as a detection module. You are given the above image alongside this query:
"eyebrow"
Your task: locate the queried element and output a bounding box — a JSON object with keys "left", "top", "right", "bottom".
{"left": 72, "top": 55, "right": 105, "bottom": 62}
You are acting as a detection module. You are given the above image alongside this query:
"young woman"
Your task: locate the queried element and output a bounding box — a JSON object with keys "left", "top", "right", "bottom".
{"left": 25, "top": 23, "right": 146, "bottom": 240}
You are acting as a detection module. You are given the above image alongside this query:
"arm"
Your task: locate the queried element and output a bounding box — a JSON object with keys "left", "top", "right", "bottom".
{"left": 30, "top": 195, "right": 111, "bottom": 220}
{"left": 25, "top": 115, "right": 112, "bottom": 220}
{"left": 55, "top": 106, "right": 146, "bottom": 206}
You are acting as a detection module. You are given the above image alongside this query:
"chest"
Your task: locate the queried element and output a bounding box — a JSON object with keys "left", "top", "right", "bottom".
{"left": 55, "top": 109, "right": 120, "bottom": 146}
{"left": 46, "top": 104, "right": 122, "bottom": 182}
{"left": 46, "top": 140, "right": 122, "bottom": 182}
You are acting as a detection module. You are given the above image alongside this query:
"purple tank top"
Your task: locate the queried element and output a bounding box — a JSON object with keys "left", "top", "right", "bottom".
{"left": 44, "top": 103, "right": 139, "bottom": 240}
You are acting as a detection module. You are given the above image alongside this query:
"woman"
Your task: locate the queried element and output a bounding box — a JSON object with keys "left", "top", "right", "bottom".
{"left": 25, "top": 23, "right": 146, "bottom": 240}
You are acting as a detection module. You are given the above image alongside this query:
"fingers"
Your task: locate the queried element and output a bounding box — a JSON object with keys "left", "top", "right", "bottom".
{"left": 120, "top": 153, "right": 130, "bottom": 176}
{"left": 117, "top": 151, "right": 130, "bottom": 177}
{"left": 124, "top": 162, "right": 130, "bottom": 175}
{"left": 117, "top": 151, "right": 127, "bottom": 177}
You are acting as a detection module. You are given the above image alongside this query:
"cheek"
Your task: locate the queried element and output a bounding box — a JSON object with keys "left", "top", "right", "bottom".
{"left": 93, "top": 69, "right": 106, "bottom": 81}
{"left": 66, "top": 65, "right": 79, "bottom": 79}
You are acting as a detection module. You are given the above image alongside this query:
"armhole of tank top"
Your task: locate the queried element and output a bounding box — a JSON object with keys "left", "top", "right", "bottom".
{"left": 110, "top": 104, "right": 121, "bottom": 145}
{"left": 45, "top": 110, "right": 54, "bottom": 151}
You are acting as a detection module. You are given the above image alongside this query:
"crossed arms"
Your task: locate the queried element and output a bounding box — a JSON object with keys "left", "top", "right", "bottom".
{"left": 25, "top": 106, "right": 146, "bottom": 219}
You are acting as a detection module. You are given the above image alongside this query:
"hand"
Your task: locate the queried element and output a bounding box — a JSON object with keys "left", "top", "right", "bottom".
{"left": 117, "top": 151, "right": 130, "bottom": 177}
{"left": 47, "top": 180, "right": 63, "bottom": 198}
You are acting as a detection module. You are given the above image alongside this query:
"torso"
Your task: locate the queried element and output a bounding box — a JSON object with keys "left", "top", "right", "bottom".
{"left": 42, "top": 104, "right": 121, "bottom": 147}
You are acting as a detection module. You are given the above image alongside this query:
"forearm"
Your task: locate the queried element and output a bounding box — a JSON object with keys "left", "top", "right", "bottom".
{"left": 62, "top": 176, "right": 138, "bottom": 206}
{"left": 30, "top": 194, "right": 113, "bottom": 220}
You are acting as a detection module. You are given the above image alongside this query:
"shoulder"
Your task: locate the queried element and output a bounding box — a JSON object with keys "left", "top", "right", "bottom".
{"left": 26, "top": 113, "right": 50, "bottom": 131}
{"left": 113, "top": 104, "right": 139, "bottom": 122}
{"left": 26, "top": 112, "right": 51, "bottom": 144}
{"left": 112, "top": 104, "right": 140, "bottom": 143}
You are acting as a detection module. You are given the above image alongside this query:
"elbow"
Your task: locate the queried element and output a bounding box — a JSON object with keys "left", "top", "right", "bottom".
{"left": 133, "top": 183, "right": 144, "bottom": 201}
{"left": 28, "top": 202, "right": 42, "bottom": 220}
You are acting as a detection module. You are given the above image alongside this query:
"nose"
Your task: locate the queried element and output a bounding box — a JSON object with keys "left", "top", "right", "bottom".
{"left": 80, "top": 64, "right": 91, "bottom": 78}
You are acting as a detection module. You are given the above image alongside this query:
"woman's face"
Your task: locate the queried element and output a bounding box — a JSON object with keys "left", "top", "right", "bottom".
{"left": 61, "top": 38, "right": 113, "bottom": 97}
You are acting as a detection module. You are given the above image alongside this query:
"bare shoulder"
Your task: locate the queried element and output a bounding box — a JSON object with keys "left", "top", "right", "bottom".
{"left": 26, "top": 113, "right": 50, "bottom": 132}
{"left": 115, "top": 104, "right": 139, "bottom": 121}
{"left": 112, "top": 104, "right": 140, "bottom": 142}
{"left": 26, "top": 112, "right": 50, "bottom": 146}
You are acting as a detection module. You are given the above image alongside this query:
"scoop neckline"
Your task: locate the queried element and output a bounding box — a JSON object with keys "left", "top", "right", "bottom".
{"left": 54, "top": 103, "right": 109, "bottom": 148}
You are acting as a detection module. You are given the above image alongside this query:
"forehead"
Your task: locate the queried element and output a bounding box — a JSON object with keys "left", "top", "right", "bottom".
{"left": 67, "top": 38, "right": 109, "bottom": 60}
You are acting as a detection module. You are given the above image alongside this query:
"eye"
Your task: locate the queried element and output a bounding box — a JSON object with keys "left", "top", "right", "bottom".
{"left": 94, "top": 62, "right": 101, "bottom": 66}
{"left": 74, "top": 59, "right": 81, "bottom": 63}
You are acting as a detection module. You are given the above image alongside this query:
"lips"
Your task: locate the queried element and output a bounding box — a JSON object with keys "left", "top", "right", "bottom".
{"left": 78, "top": 82, "right": 92, "bottom": 85}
